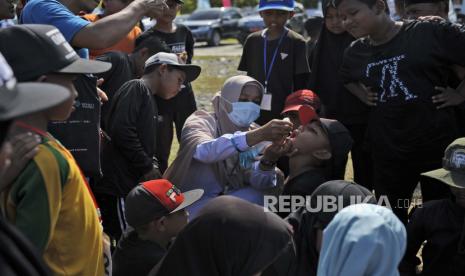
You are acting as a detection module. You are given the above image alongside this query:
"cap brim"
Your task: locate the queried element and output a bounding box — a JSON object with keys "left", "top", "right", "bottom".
{"left": 171, "top": 189, "right": 204, "bottom": 213}
{"left": 258, "top": 5, "right": 295, "bottom": 12}
{"left": 0, "top": 82, "right": 71, "bottom": 120}
{"left": 281, "top": 104, "right": 302, "bottom": 115}
{"left": 172, "top": 64, "right": 201, "bottom": 83}
{"left": 57, "top": 58, "right": 111, "bottom": 75}
{"left": 421, "top": 169, "right": 465, "bottom": 189}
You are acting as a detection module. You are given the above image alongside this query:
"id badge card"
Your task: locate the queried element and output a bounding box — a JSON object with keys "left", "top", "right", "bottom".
{"left": 261, "top": 93, "right": 272, "bottom": 111}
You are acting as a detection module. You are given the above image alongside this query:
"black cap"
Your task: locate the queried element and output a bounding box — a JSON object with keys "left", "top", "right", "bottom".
{"left": 0, "top": 24, "right": 111, "bottom": 81}
{"left": 0, "top": 52, "right": 71, "bottom": 121}
{"left": 309, "top": 180, "right": 376, "bottom": 229}
{"left": 320, "top": 118, "right": 353, "bottom": 179}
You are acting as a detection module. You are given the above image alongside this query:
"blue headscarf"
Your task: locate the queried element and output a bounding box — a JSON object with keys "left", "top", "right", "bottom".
{"left": 317, "top": 204, "right": 406, "bottom": 276}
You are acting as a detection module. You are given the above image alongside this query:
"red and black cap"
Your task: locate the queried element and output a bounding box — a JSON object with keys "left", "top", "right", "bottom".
{"left": 281, "top": 89, "right": 321, "bottom": 115}
{"left": 125, "top": 179, "right": 204, "bottom": 228}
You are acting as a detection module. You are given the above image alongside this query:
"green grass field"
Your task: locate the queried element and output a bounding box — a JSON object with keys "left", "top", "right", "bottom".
{"left": 168, "top": 55, "right": 354, "bottom": 181}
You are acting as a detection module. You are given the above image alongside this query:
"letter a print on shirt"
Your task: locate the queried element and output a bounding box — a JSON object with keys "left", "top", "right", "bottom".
{"left": 365, "top": 55, "right": 417, "bottom": 103}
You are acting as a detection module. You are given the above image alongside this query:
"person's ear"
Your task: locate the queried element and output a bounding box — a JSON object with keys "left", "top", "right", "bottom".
{"left": 139, "top": 47, "right": 150, "bottom": 61}
{"left": 312, "top": 149, "right": 332, "bottom": 160}
{"left": 36, "top": 75, "right": 47, "bottom": 82}
{"left": 288, "top": 11, "right": 295, "bottom": 19}
{"left": 259, "top": 11, "right": 264, "bottom": 18}
{"left": 374, "top": 0, "right": 386, "bottom": 14}
{"left": 154, "top": 216, "right": 167, "bottom": 232}
{"left": 157, "top": 64, "right": 168, "bottom": 76}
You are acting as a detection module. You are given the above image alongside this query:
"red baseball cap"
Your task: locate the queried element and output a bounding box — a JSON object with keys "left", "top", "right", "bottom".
{"left": 125, "top": 179, "right": 204, "bottom": 228}
{"left": 296, "top": 105, "right": 318, "bottom": 126}
{"left": 281, "top": 89, "right": 321, "bottom": 114}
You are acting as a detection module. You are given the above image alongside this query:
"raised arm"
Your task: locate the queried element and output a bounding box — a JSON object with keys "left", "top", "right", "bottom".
{"left": 72, "top": 0, "right": 168, "bottom": 49}
{"left": 194, "top": 119, "right": 293, "bottom": 163}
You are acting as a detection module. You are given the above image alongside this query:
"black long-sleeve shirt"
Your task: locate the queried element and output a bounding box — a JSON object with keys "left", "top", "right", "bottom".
{"left": 95, "top": 52, "right": 137, "bottom": 129}
{"left": 400, "top": 199, "right": 465, "bottom": 276}
{"left": 98, "top": 80, "right": 158, "bottom": 197}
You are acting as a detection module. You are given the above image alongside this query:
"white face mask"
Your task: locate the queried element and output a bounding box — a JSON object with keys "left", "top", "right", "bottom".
{"left": 227, "top": 101, "right": 261, "bottom": 127}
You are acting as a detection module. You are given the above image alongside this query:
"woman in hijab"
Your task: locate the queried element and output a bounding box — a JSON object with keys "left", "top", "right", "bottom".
{"left": 317, "top": 204, "right": 406, "bottom": 276}
{"left": 263, "top": 180, "right": 376, "bottom": 276}
{"left": 164, "top": 75, "right": 293, "bottom": 217}
{"left": 308, "top": 0, "right": 373, "bottom": 191}
{"left": 151, "top": 196, "right": 293, "bottom": 276}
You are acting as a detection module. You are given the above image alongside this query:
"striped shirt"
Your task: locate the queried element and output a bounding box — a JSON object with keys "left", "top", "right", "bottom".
{"left": 1, "top": 135, "right": 104, "bottom": 276}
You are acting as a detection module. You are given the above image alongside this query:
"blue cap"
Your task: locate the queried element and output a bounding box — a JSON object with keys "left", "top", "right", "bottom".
{"left": 258, "top": 0, "right": 295, "bottom": 11}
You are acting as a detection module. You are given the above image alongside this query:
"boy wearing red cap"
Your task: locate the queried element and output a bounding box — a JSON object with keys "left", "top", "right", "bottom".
{"left": 282, "top": 90, "right": 353, "bottom": 182}
{"left": 112, "top": 179, "right": 203, "bottom": 276}
{"left": 282, "top": 105, "right": 332, "bottom": 197}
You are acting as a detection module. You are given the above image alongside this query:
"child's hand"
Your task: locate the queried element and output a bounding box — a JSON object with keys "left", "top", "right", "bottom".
{"left": 417, "top": 15, "right": 445, "bottom": 23}
{"left": 177, "top": 52, "right": 188, "bottom": 64}
{"left": 432, "top": 86, "right": 465, "bottom": 109}
{"left": 96, "top": 78, "right": 108, "bottom": 104}
{"left": 1, "top": 133, "right": 41, "bottom": 191}
{"left": 355, "top": 83, "right": 377, "bottom": 106}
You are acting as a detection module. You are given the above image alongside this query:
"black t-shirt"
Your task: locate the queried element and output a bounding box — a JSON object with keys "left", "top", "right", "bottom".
{"left": 138, "top": 24, "right": 196, "bottom": 112}
{"left": 138, "top": 24, "right": 194, "bottom": 62}
{"left": 96, "top": 52, "right": 137, "bottom": 129}
{"left": 112, "top": 230, "right": 166, "bottom": 276}
{"left": 309, "top": 29, "right": 368, "bottom": 125}
{"left": 401, "top": 199, "right": 465, "bottom": 276}
{"left": 238, "top": 29, "right": 310, "bottom": 125}
{"left": 283, "top": 169, "right": 327, "bottom": 197}
{"left": 340, "top": 20, "right": 464, "bottom": 160}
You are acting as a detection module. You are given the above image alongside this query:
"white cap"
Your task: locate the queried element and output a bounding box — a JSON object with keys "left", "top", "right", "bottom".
{"left": 144, "top": 52, "right": 201, "bottom": 82}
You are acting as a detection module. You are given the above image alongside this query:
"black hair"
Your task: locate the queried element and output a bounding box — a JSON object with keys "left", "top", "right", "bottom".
{"left": 304, "top": 17, "right": 324, "bottom": 39}
{"left": 404, "top": 0, "right": 449, "bottom": 14}
{"left": 332, "top": 0, "right": 391, "bottom": 15}
{"left": 134, "top": 35, "right": 172, "bottom": 57}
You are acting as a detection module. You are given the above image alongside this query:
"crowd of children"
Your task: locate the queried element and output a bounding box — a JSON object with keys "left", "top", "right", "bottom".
{"left": 0, "top": 0, "right": 465, "bottom": 274}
